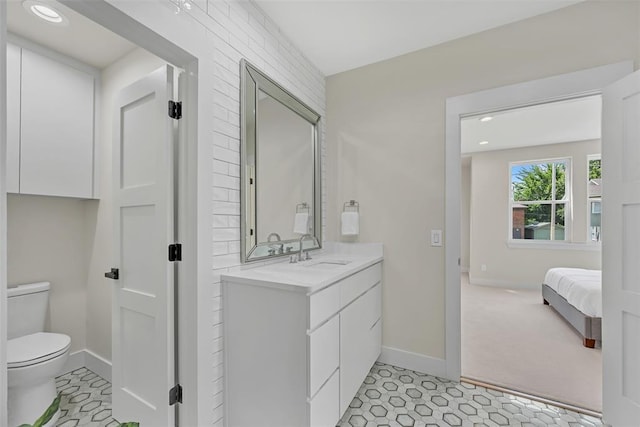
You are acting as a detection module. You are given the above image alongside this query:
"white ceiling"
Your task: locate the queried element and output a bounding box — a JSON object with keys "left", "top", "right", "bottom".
{"left": 8, "top": 0, "right": 599, "bottom": 154}
{"left": 461, "top": 95, "right": 602, "bottom": 155}
{"left": 7, "top": 0, "right": 136, "bottom": 69}
{"left": 7, "top": 1, "right": 583, "bottom": 75}
{"left": 255, "top": 0, "right": 583, "bottom": 76}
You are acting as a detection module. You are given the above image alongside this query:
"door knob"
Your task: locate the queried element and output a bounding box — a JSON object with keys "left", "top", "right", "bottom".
{"left": 105, "top": 268, "right": 119, "bottom": 280}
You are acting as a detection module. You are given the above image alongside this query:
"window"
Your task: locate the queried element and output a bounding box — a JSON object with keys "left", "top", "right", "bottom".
{"left": 510, "top": 159, "right": 570, "bottom": 241}
{"left": 588, "top": 156, "right": 601, "bottom": 242}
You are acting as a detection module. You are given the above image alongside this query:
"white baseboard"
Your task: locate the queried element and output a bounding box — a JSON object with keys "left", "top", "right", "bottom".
{"left": 61, "top": 349, "right": 112, "bottom": 381}
{"left": 62, "top": 350, "right": 86, "bottom": 374}
{"left": 85, "top": 350, "right": 112, "bottom": 381}
{"left": 468, "top": 276, "right": 539, "bottom": 290}
{"left": 378, "top": 346, "right": 447, "bottom": 378}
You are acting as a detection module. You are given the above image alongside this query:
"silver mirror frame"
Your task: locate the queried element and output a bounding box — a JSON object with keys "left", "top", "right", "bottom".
{"left": 240, "top": 59, "right": 322, "bottom": 263}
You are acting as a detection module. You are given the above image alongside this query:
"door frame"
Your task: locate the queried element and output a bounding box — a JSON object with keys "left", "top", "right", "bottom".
{"left": 0, "top": 1, "right": 215, "bottom": 425}
{"left": 444, "top": 61, "right": 633, "bottom": 384}
{"left": 1, "top": 1, "right": 8, "bottom": 423}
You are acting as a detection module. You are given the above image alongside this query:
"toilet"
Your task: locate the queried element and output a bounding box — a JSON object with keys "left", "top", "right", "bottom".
{"left": 7, "top": 282, "right": 71, "bottom": 427}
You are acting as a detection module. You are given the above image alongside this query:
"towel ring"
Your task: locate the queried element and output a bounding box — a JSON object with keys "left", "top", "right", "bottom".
{"left": 296, "top": 202, "right": 310, "bottom": 213}
{"left": 343, "top": 200, "right": 359, "bottom": 212}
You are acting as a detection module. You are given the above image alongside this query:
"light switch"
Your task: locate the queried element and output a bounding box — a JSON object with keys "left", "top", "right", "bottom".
{"left": 431, "top": 229, "right": 443, "bottom": 247}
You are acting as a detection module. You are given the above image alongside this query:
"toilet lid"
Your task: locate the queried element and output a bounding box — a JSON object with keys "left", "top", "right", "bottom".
{"left": 8, "top": 332, "right": 71, "bottom": 368}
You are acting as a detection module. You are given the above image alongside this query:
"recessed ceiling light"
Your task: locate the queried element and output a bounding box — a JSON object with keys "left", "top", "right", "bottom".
{"left": 479, "top": 116, "right": 493, "bottom": 122}
{"left": 479, "top": 141, "right": 489, "bottom": 145}
{"left": 23, "top": 1, "right": 69, "bottom": 25}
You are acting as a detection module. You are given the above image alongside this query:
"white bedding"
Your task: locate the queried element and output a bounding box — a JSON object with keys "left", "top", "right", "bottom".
{"left": 543, "top": 268, "right": 602, "bottom": 317}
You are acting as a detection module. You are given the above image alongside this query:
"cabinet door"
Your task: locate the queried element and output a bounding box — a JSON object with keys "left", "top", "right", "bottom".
{"left": 6, "top": 43, "right": 20, "bottom": 193}
{"left": 340, "top": 283, "right": 382, "bottom": 415}
{"left": 20, "top": 49, "right": 95, "bottom": 198}
{"left": 309, "top": 314, "right": 339, "bottom": 398}
{"left": 309, "top": 369, "right": 340, "bottom": 427}
{"left": 367, "top": 285, "right": 383, "bottom": 366}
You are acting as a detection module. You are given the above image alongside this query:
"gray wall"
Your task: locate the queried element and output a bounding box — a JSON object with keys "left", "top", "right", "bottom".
{"left": 7, "top": 194, "right": 90, "bottom": 353}
{"left": 326, "top": 1, "right": 639, "bottom": 360}
{"left": 469, "top": 140, "right": 602, "bottom": 288}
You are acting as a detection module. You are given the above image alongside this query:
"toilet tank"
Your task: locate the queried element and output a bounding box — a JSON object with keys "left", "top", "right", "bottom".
{"left": 7, "top": 282, "right": 51, "bottom": 340}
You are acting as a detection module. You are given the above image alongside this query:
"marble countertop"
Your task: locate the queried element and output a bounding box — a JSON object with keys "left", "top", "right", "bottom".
{"left": 221, "top": 242, "right": 383, "bottom": 294}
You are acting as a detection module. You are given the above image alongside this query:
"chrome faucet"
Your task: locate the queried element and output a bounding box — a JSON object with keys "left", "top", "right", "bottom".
{"left": 297, "top": 234, "right": 314, "bottom": 262}
{"left": 267, "top": 232, "right": 284, "bottom": 254}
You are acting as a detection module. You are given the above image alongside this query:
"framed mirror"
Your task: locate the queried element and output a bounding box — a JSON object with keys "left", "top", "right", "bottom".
{"left": 240, "top": 60, "right": 322, "bottom": 263}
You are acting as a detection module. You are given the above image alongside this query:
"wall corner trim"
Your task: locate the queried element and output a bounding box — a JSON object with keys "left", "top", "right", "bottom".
{"left": 378, "top": 346, "right": 447, "bottom": 378}
{"left": 61, "top": 349, "right": 112, "bottom": 382}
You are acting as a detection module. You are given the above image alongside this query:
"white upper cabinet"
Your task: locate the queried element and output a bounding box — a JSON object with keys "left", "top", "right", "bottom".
{"left": 7, "top": 41, "right": 97, "bottom": 199}
{"left": 6, "top": 43, "right": 21, "bottom": 194}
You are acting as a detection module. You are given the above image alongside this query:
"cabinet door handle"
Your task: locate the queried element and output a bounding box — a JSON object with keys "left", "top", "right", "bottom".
{"left": 104, "top": 268, "right": 119, "bottom": 280}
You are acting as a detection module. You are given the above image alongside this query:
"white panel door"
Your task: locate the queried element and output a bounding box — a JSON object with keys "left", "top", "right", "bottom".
{"left": 6, "top": 42, "right": 20, "bottom": 193}
{"left": 20, "top": 48, "right": 94, "bottom": 198}
{"left": 602, "top": 70, "right": 640, "bottom": 425}
{"left": 112, "top": 65, "right": 175, "bottom": 425}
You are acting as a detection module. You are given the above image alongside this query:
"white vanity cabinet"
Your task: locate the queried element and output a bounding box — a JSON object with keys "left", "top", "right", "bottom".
{"left": 6, "top": 41, "right": 97, "bottom": 198}
{"left": 223, "top": 260, "right": 382, "bottom": 427}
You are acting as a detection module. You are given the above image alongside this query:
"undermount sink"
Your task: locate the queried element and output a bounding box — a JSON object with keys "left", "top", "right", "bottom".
{"left": 304, "top": 260, "right": 352, "bottom": 269}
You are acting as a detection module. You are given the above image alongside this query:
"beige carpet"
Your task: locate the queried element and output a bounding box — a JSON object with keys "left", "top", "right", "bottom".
{"left": 461, "top": 274, "right": 602, "bottom": 412}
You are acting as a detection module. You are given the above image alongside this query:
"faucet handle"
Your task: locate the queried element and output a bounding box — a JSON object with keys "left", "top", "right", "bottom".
{"left": 289, "top": 254, "right": 298, "bottom": 263}
{"left": 304, "top": 251, "right": 312, "bottom": 260}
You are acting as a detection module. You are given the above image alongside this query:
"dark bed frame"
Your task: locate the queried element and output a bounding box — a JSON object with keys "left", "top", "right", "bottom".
{"left": 542, "top": 284, "right": 601, "bottom": 348}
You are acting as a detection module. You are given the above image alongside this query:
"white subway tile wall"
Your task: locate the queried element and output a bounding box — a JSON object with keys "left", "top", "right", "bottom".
{"left": 203, "top": 1, "right": 326, "bottom": 424}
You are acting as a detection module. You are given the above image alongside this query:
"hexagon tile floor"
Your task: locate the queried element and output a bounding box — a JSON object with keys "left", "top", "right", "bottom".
{"left": 336, "top": 363, "right": 604, "bottom": 427}
{"left": 54, "top": 363, "right": 603, "bottom": 427}
{"left": 55, "top": 367, "right": 119, "bottom": 427}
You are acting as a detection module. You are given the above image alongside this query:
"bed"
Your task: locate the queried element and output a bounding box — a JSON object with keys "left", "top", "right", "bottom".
{"left": 542, "top": 268, "right": 602, "bottom": 348}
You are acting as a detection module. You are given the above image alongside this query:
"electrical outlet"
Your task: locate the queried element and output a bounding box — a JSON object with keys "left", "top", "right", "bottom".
{"left": 481, "top": 264, "right": 487, "bottom": 272}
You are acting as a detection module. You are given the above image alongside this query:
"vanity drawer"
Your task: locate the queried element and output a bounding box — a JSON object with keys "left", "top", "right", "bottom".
{"left": 340, "top": 263, "right": 381, "bottom": 307}
{"left": 309, "top": 283, "right": 340, "bottom": 329}
{"left": 309, "top": 368, "right": 340, "bottom": 427}
{"left": 364, "top": 284, "right": 382, "bottom": 372}
{"left": 367, "top": 317, "right": 382, "bottom": 368}
{"left": 367, "top": 283, "right": 382, "bottom": 329}
{"left": 308, "top": 314, "right": 339, "bottom": 398}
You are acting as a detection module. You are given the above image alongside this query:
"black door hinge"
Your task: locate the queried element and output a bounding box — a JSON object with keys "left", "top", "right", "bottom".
{"left": 169, "top": 384, "right": 182, "bottom": 405}
{"left": 168, "top": 100, "right": 182, "bottom": 120}
{"left": 169, "top": 243, "right": 182, "bottom": 262}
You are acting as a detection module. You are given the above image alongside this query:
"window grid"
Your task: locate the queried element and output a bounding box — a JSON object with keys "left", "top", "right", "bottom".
{"left": 509, "top": 158, "right": 571, "bottom": 242}
{"left": 588, "top": 155, "right": 602, "bottom": 243}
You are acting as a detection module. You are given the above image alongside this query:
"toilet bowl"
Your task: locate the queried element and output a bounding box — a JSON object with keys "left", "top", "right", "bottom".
{"left": 7, "top": 283, "right": 72, "bottom": 427}
{"left": 8, "top": 333, "right": 71, "bottom": 427}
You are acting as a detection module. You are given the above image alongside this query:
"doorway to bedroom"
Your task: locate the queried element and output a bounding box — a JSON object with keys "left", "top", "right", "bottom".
{"left": 460, "top": 95, "right": 603, "bottom": 413}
